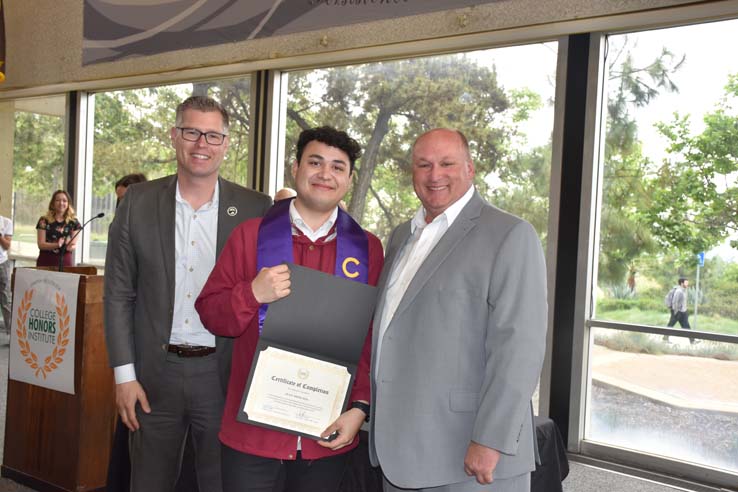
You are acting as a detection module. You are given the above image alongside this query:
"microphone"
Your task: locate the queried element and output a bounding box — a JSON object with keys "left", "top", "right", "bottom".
{"left": 58, "top": 212, "right": 106, "bottom": 272}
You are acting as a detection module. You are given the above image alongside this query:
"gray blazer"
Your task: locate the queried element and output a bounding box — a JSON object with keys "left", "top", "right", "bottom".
{"left": 104, "top": 175, "right": 272, "bottom": 394}
{"left": 369, "top": 191, "right": 547, "bottom": 489}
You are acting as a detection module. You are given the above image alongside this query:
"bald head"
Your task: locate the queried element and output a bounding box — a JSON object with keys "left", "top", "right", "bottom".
{"left": 412, "top": 129, "right": 472, "bottom": 163}
{"left": 274, "top": 187, "right": 297, "bottom": 201}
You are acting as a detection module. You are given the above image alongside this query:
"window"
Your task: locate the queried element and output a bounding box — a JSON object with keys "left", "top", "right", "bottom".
{"left": 588, "top": 19, "right": 738, "bottom": 474}
{"left": 279, "top": 43, "right": 558, "bottom": 246}
{"left": 87, "top": 77, "right": 253, "bottom": 265}
{"left": 587, "top": 326, "right": 738, "bottom": 473}
{"left": 275, "top": 43, "right": 558, "bottom": 416}
{"left": 3, "top": 95, "right": 68, "bottom": 265}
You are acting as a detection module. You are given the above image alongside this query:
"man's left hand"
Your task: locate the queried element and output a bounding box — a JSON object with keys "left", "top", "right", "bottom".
{"left": 464, "top": 441, "right": 501, "bottom": 485}
{"left": 316, "top": 407, "right": 366, "bottom": 451}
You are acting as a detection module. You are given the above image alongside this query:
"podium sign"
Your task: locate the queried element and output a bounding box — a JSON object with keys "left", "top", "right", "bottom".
{"left": 9, "top": 269, "right": 79, "bottom": 394}
{"left": 2, "top": 267, "right": 117, "bottom": 492}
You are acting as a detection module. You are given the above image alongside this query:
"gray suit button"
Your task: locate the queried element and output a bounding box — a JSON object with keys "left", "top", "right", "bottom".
{"left": 162, "top": 344, "right": 167, "bottom": 351}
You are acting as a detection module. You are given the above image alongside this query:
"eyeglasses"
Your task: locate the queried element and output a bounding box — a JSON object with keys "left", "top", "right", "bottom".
{"left": 176, "top": 127, "right": 228, "bottom": 145}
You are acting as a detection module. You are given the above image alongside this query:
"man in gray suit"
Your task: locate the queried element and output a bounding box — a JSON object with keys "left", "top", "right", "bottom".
{"left": 104, "top": 95, "right": 271, "bottom": 491}
{"left": 369, "top": 128, "right": 547, "bottom": 492}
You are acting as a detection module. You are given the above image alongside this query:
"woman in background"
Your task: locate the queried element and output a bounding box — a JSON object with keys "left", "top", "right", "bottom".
{"left": 36, "top": 190, "right": 82, "bottom": 267}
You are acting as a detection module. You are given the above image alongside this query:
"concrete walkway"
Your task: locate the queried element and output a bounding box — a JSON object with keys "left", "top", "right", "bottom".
{"left": 591, "top": 344, "right": 738, "bottom": 414}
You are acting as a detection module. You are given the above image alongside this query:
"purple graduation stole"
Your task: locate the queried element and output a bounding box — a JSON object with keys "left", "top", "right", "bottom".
{"left": 256, "top": 198, "right": 369, "bottom": 333}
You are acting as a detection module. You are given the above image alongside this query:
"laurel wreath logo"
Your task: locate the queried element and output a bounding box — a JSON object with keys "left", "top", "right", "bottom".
{"left": 15, "top": 289, "right": 71, "bottom": 379}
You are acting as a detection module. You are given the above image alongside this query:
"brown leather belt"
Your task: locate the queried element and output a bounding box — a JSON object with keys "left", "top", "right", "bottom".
{"left": 167, "top": 344, "right": 216, "bottom": 357}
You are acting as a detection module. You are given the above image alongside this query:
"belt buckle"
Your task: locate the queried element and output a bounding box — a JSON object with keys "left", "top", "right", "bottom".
{"left": 170, "top": 344, "right": 194, "bottom": 357}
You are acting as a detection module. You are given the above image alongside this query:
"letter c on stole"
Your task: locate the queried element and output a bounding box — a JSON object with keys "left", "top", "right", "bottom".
{"left": 342, "top": 257, "right": 360, "bottom": 278}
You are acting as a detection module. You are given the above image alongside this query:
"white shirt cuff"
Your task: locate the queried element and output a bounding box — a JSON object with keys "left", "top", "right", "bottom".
{"left": 114, "top": 364, "right": 137, "bottom": 384}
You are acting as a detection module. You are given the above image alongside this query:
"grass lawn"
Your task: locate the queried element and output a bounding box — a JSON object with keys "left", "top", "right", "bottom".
{"left": 597, "top": 307, "right": 738, "bottom": 336}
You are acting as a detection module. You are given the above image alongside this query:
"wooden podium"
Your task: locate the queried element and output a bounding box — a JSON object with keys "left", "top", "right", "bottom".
{"left": 2, "top": 267, "right": 117, "bottom": 492}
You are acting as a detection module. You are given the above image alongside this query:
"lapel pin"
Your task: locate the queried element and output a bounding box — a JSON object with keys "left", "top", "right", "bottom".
{"left": 227, "top": 206, "right": 238, "bottom": 217}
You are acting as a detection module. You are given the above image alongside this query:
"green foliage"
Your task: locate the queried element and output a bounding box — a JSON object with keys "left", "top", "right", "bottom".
{"left": 490, "top": 143, "right": 551, "bottom": 246}
{"left": 13, "top": 111, "right": 66, "bottom": 195}
{"left": 596, "top": 291, "right": 663, "bottom": 313}
{"left": 92, "top": 89, "right": 178, "bottom": 194}
{"left": 90, "top": 79, "right": 253, "bottom": 197}
{"left": 601, "top": 254, "right": 738, "bottom": 322}
{"left": 285, "top": 52, "right": 551, "bottom": 242}
{"left": 597, "top": 293, "right": 738, "bottom": 335}
{"left": 598, "top": 37, "right": 684, "bottom": 287}
{"left": 703, "top": 261, "right": 738, "bottom": 320}
{"left": 644, "top": 73, "right": 738, "bottom": 254}
{"left": 609, "top": 284, "right": 637, "bottom": 299}
{"left": 597, "top": 38, "right": 737, "bottom": 301}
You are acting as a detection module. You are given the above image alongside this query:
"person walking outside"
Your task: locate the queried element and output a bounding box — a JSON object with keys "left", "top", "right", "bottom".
{"left": 665, "top": 277, "right": 695, "bottom": 344}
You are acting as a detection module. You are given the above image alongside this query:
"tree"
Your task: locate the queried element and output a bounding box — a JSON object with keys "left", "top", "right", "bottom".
{"left": 92, "top": 88, "right": 179, "bottom": 194}
{"left": 91, "top": 80, "right": 253, "bottom": 195}
{"left": 12, "top": 111, "right": 66, "bottom": 195}
{"left": 491, "top": 141, "right": 550, "bottom": 242}
{"left": 645, "top": 73, "right": 738, "bottom": 254}
{"left": 284, "top": 54, "right": 552, "bottom": 241}
{"left": 598, "top": 38, "right": 684, "bottom": 288}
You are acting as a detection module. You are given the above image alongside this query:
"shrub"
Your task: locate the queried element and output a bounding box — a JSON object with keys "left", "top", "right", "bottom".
{"left": 593, "top": 331, "right": 738, "bottom": 361}
{"left": 596, "top": 292, "right": 663, "bottom": 313}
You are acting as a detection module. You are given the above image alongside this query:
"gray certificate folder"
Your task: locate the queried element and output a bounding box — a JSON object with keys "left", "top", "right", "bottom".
{"left": 237, "top": 263, "right": 378, "bottom": 438}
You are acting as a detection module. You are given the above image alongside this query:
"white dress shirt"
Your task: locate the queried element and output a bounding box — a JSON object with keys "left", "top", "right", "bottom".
{"left": 289, "top": 199, "right": 338, "bottom": 242}
{"left": 0, "top": 215, "right": 12, "bottom": 264}
{"left": 114, "top": 182, "right": 219, "bottom": 384}
{"left": 375, "top": 185, "right": 475, "bottom": 374}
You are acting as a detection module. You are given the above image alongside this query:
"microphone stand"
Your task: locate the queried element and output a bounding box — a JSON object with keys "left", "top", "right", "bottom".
{"left": 58, "top": 213, "right": 105, "bottom": 272}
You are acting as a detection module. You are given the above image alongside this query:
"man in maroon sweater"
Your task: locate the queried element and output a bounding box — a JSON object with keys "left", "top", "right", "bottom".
{"left": 196, "top": 126, "right": 383, "bottom": 492}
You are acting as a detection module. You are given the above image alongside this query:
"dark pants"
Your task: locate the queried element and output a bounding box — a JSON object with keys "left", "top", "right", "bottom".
{"left": 130, "top": 352, "right": 224, "bottom": 492}
{"left": 106, "top": 418, "right": 199, "bottom": 492}
{"left": 667, "top": 310, "right": 693, "bottom": 342}
{"left": 221, "top": 445, "right": 349, "bottom": 492}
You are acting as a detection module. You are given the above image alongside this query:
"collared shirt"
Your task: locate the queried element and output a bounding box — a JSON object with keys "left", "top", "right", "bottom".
{"left": 169, "top": 182, "right": 219, "bottom": 346}
{"left": 0, "top": 215, "right": 12, "bottom": 264}
{"left": 289, "top": 199, "right": 338, "bottom": 242}
{"left": 114, "top": 181, "right": 219, "bottom": 384}
{"left": 375, "top": 185, "right": 475, "bottom": 374}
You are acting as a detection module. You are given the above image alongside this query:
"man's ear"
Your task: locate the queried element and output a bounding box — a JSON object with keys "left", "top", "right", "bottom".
{"left": 291, "top": 160, "right": 299, "bottom": 179}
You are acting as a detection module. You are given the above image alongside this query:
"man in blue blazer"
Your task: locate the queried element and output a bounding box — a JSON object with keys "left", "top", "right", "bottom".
{"left": 369, "top": 128, "right": 547, "bottom": 492}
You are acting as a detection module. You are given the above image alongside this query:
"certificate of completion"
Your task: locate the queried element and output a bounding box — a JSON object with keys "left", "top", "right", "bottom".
{"left": 243, "top": 346, "right": 352, "bottom": 438}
